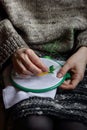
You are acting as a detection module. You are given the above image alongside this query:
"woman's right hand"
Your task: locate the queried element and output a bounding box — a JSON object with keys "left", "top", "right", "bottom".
{"left": 12, "top": 48, "right": 48, "bottom": 76}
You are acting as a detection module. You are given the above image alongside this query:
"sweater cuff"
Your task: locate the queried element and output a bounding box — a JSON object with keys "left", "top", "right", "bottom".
{"left": 75, "top": 30, "right": 87, "bottom": 50}
{"left": 0, "top": 33, "right": 28, "bottom": 68}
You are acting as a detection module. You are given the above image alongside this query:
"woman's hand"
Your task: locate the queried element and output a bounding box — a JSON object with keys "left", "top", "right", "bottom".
{"left": 12, "top": 48, "right": 48, "bottom": 75}
{"left": 57, "top": 47, "right": 87, "bottom": 90}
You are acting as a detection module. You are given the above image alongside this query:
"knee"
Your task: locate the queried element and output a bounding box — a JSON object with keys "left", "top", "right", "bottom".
{"left": 14, "top": 115, "right": 53, "bottom": 130}
{"left": 27, "top": 115, "right": 53, "bottom": 130}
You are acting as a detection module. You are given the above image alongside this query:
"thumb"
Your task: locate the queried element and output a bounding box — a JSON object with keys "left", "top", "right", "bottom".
{"left": 57, "top": 62, "right": 71, "bottom": 78}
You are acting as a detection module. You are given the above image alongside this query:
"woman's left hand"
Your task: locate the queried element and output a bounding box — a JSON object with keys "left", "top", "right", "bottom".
{"left": 57, "top": 47, "right": 87, "bottom": 90}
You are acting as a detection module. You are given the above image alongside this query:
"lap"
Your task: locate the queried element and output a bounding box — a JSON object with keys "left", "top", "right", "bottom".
{"left": 56, "top": 120, "right": 87, "bottom": 130}
{"left": 13, "top": 115, "right": 87, "bottom": 130}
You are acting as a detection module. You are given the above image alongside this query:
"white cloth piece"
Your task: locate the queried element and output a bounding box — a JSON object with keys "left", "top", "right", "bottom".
{"left": 2, "top": 60, "right": 65, "bottom": 109}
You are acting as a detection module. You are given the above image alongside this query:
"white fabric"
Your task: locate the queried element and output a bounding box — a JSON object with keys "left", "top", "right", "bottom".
{"left": 2, "top": 59, "right": 65, "bottom": 109}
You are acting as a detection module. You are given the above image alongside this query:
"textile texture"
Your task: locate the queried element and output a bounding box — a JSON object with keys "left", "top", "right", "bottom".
{"left": 0, "top": 80, "right": 5, "bottom": 130}
{"left": 8, "top": 66, "right": 87, "bottom": 125}
{"left": 0, "top": 0, "right": 87, "bottom": 128}
{"left": 0, "top": 0, "right": 87, "bottom": 68}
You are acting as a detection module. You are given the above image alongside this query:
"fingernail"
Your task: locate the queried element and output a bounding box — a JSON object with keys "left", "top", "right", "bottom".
{"left": 43, "top": 67, "right": 49, "bottom": 72}
{"left": 57, "top": 73, "right": 63, "bottom": 78}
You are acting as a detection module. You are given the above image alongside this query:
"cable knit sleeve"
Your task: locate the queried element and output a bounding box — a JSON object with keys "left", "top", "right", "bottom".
{"left": 0, "top": 19, "right": 28, "bottom": 69}
{"left": 76, "top": 30, "right": 87, "bottom": 50}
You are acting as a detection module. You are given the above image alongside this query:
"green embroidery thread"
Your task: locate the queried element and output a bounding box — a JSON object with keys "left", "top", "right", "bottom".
{"left": 49, "top": 65, "right": 55, "bottom": 73}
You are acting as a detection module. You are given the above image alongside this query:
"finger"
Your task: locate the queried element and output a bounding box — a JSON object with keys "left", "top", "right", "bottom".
{"left": 14, "top": 59, "right": 32, "bottom": 75}
{"left": 60, "top": 74, "right": 82, "bottom": 90}
{"left": 18, "top": 53, "right": 43, "bottom": 74}
{"left": 57, "top": 62, "right": 72, "bottom": 78}
{"left": 70, "top": 73, "right": 83, "bottom": 88}
{"left": 62, "top": 80, "right": 71, "bottom": 85}
{"left": 18, "top": 53, "right": 33, "bottom": 72}
{"left": 25, "top": 49, "right": 48, "bottom": 72}
{"left": 60, "top": 80, "right": 71, "bottom": 89}
{"left": 12, "top": 58, "right": 22, "bottom": 74}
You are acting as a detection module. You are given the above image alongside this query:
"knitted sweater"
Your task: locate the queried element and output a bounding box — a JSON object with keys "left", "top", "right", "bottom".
{"left": 0, "top": 0, "right": 87, "bottom": 125}
{"left": 0, "top": 0, "right": 87, "bottom": 68}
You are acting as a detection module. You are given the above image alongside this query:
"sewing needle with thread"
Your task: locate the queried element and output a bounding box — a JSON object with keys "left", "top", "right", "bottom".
{"left": 37, "top": 65, "right": 57, "bottom": 76}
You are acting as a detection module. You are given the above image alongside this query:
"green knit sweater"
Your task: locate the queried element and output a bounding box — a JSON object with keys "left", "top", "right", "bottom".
{"left": 0, "top": 0, "right": 87, "bottom": 68}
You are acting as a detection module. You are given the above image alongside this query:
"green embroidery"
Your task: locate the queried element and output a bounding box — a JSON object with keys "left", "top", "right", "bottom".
{"left": 49, "top": 65, "right": 55, "bottom": 73}
{"left": 43, "top": 28, "right": 74, "bottom": 54}
{"left": 43, "top": 40, "right": 60, "bottom": 55}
